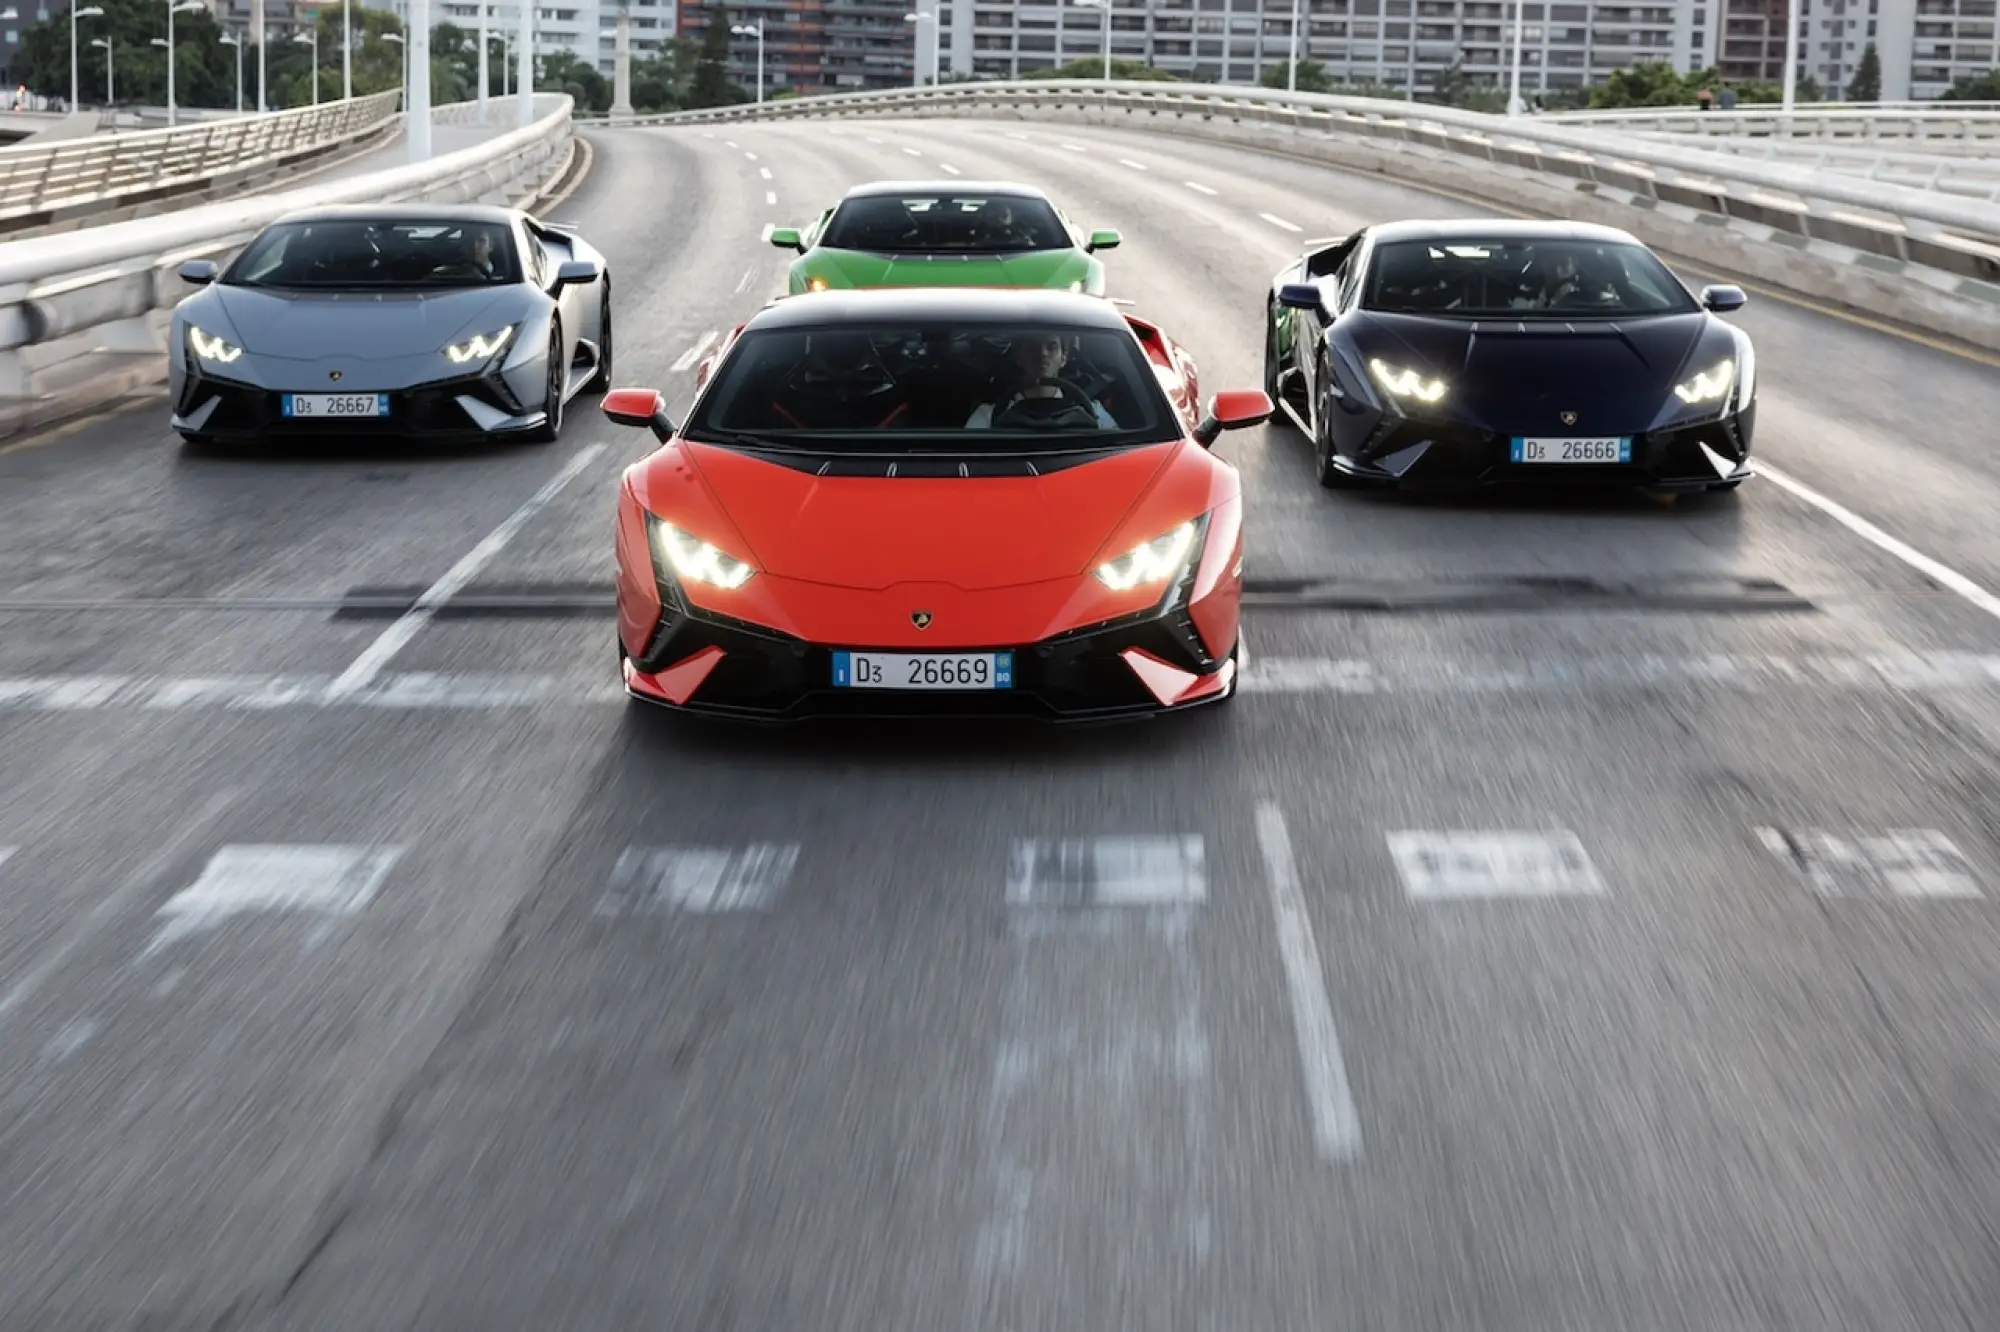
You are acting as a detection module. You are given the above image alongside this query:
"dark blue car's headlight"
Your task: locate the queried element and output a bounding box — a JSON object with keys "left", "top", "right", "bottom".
{"left": 1672, "top": 358, "right": 1735, "bottom": 406}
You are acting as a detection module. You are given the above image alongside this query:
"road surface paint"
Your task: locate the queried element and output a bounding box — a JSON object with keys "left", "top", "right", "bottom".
{"left": 1387, "top": 831, "right": 1607, "bottom": 898}
{"left": 597, "top": 844, "right": 801, "bottom": 914}
{"left": 1757, "top": 827, "right": 1983, "bottom": 898}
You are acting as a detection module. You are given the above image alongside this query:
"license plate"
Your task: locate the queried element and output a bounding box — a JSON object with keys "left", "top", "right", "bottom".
{"left": 282, "top": 393, "right": 389, "bottom": 418}
{"left": 832, "top": 651, "right": 1013, "bottom": 690}
{"left": 1510, "top": 436, "right": 1631, "bottom": 464}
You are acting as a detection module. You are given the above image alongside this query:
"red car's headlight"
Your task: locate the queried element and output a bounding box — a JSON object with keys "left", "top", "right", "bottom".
{"left": 646, "top": 513, "right": 756, "bottom": 589}
{"left": 1094, "top": 519, "right": 1200, "bottom": 591}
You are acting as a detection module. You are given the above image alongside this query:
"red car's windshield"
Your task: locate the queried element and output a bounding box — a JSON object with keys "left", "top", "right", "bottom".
{"left": 682, "top": 321, "right": 1184, "bottom": 454}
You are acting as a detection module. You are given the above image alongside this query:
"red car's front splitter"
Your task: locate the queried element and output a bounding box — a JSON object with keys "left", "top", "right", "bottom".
{"left": 625, "top": 646, "right": 723, "bottom": 705}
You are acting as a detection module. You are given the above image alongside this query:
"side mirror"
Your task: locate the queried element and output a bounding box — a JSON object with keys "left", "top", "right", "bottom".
{"left": 1191, "top": 388, "right": 1274, "bottom": 446}
{"left": 602, "top": 387, "right": 676, "bottom": 441}
{"left": 768, "top": 226, "right": 804, "bottom": 253}
{"left": 1277, "top": 282, "right": 1322, "bottom": 311}
{"left": 1700, "top": 283, "right": 1746, "bottom": 313}
{"left": 554, "top": 258, "right": 601, "bottom": 288}
{"left": 179, "top": 259, "right": 218, "bottom": 285}
{"left": 1085, "top": 228, "right": 1121, "bottom": 253}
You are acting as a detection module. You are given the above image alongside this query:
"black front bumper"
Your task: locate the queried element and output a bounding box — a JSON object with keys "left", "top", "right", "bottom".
{"left": 174, "top": 367, "right": 539, "bottom": 444}
{"left": 627, "top": 587, "right": 1232, "bottom": 722}
{"left": 1334, "top": 406, "right": 1756, "bottom": 491}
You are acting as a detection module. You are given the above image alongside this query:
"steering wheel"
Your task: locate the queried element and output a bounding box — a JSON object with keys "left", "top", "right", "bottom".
{"left": 991, "top": 377, "right": 1100, "bottom": 429}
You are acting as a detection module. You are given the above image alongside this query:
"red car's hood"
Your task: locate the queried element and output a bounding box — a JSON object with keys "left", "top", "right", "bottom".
{"left": 680, "top": 442, "right": 1179, "bottom": 591}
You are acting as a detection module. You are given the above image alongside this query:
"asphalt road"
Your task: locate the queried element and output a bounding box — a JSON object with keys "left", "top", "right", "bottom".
{"left": 1, "top": 116, "right": 1999, "bottom": 1331}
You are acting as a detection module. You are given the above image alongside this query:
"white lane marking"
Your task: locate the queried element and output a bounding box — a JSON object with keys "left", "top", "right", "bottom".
{"left": 1118, "top": 158, "right": 1148, "bottom": 170}
{"left": 724, "top": 138, "right": 738, "bottom": 147}
{"left": 744, "top": 150, "right": 758, "bottom": 161}
{"left": 0, "top": 846, "right": 13, "bottom": 872}
{"left": 903, "top": 146, "right": 923, "bottom": 156}
{"left": 324, "top": 445, "right": 606, "bottom": 699}
{"left": 598, "top": 844, "right": 799, "bottom": 914}
{"left": 758, "top": 166, "right": 772, "bottom": 179}
{"left": 766, "top": 190, "right": 777, "bottom": 206}
{"left": 941, "top": 162, "right": 961, "bottom": 175}
{"left": 1254, "top": 801, "right": 1361, "bottom": 1162}
{"left": 734, "top": 267, "right": 753, "bottom": 293}
{"left": 866, "top": 135, "right": 884, "bottom": 143}
{"left": 671, "top": 329, "right": 719, "bottom": 373}
{"left": 1757, "top": 827, "right": 1982, "bottom": 898}
{"left": 41, "top": 1018, "right": 97, "bottom": 1062}
{"left": 1006, "top": 836, "right": 1205, "bottom": 908}
{"left": 1185, "top": 181, "right": 1218, "bottom": 195}
{"left": 147, "top": 844, "right": 404, "bottom": 953}
{"left": 1387, "top": 832, "right": 1605, "bottom": 898}
{"left": 1259, "top": 212, "right": 1303, "bottom": 232}
{"left": 1760, "top": 462, "right": 2000, "bottom": 625}
{"left": 1060, "top": 142, "right": 1087, "bottom": 152}
{"left": 0, "top": 789, "right": 239, "bottom": 1022}
{"left": 758, "top": 221, "right": 775, "bottom": 243}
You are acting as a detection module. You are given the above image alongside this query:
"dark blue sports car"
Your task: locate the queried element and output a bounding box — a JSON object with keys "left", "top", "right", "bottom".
{"left": 1262, "top": 219, "right": 1756, "bottom": 493}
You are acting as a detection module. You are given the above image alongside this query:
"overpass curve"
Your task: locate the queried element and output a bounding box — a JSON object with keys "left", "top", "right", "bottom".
{"left": 0, "top": 118, "right": 1998, "bottom": 1329}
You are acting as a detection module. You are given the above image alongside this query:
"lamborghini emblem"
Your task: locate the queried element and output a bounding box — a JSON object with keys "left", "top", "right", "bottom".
{"left": 1559, "top": 410, "right": 1577, "bottom": 425}
{"left": 911, "top": 610, "right": 933, "bottom": 630}
{"left": 329, "top": 370, "right": 344, "bottom": 381}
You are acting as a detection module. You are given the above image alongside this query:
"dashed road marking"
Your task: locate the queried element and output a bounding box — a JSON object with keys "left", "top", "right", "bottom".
{"left": 1185, "top": 181, "right": 1218, "bottom": 195}
{"left": 734, "top": 267, "right": 753, "bottom": 292}
{"left": 941, "top": 162, "right": 961, "bottom": 175}
{"left": 867, "top": 134, "right": 884, "bottom": 143}
{"left": 41, "top": 1018, "right": 97, "bottom": 1062}
{"left": 1387, "top": 831, "right": 1605, "bottom": 898}
{"left": 1259, "top": 212, "right": 1303, "bottom": 232}
{"left": 0, "top": 846, "right": 14, "bottom": 872}
{"left": 1006, "top": 835, "right": 1205, "bottom": 908}
{"left": 1060, "top": 142, "right": 1086, "bottom": 152}
{"left": 1254, "top": 802, "right": 1361, "bottom": 1162}
{"left": 671, "top": 329, "right": 719, "bottom": 372}
{"left": 1118, "top": 158, "right": 1147, "bottom": 170}
{"left": 0, "top": 790, "right": 239, "bottom": 1022}
{"left": 758, "top": 166, "right": 772, "bottom": 179}
{"left": 599, "top": 844, "right": 800, "bottom": 914}
{"left": 744, "top": 150, "right": 758, "bottom": 161}
{"left": 1757, "top": 827, "right": 1982, "bottom": 898}
{"left": 766, "top": 189, "right": 777, "bottom": 205}
{"left": 323, "top": 445, "right": 606, "bottom": 699}
{"left": 903, "top": 146, "right": 923, "bottom": 156}
{"left": 147, "top": 843, "right": 404, "bottom": 953}
{"left": 724, "top": 138, "right": 738, "bottom": 147}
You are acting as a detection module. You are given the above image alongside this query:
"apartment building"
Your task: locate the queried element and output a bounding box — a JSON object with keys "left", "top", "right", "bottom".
{"left": 677, "top": 0, "right": 923, "bottom": 93}
{"left": 1716, "top": 0, "right": 1994, "bottom": 98}
{"left": 366, "top": 0, "right": 677, "bottom": 78}
{"left": 941, "top": 0, "right": 1717, "bottom": 100}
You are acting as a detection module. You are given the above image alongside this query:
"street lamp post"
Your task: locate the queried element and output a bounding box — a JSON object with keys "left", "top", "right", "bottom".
{"left": 343, "top": 0, "right": 351, "bottom": 99}
{"left": 90, "top": 34, "right": 111, "bottom": 107}
{"left": 403, "top": 0, "right": 431, "bottom": 162}
{"left": 294, "top": 28, "right": 318, "bottom": 104}
{"left": 477, "top": 0, "right": 488, "bottom": 120}
{"left": 71, "top": 4, "right": 103, "bottom": 115}
{"left": 253, "top": 0, "right": 264, "bottom": 111}
{"left": 163, "top": 0, "right": 203, "bottom": 127}
{"left": 221, "top": 30, "right": 242, "bottom": 112}
{"left": 1507, "top": 0, "right": 1526, "bottom": 114}
{"left": 516, "top": 0, "right": 532, "bottom": 126}
{"left": 901, "top": 6, "right": 933, "bottom": 87}
{"left": 1288, "top": 0, "right": 1301, "bottom": 90}
{"left": 1780, "top": 0, "right": 1801, "bottom": 111}
{"left": 729, "top": 20, "right": 764, "bottom": 104}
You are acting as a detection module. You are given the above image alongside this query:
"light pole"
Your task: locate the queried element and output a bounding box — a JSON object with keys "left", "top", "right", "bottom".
{"left": 730, "top": 20, "right": 764, "bottom": 104}
{"left": 162, "top": 0, "right": 203, "bottom": 126}
{"left": 404, "top": 0, "right": 431, "bottom": 162}
{"left": 477, "top": 0, "right": 488, "bottom": 120}
{"left": 1780, "top": 0, "right": 1801, "bottom": 111}
{"left": 90, "top": 34, "right": 111, "bottom": 108}
{"left": 516, "top": 0, "right": 532, "bottom": 126}
{"left": 901, "top": 6, "right": 933, "bottom": 87}
{"left": 1287, "top": 0, "right": 1301, "bottom": 89}
{"left": 294, "top": 28, "right": 317, "bottom": 105}
{"left": 342, "top": 0, "right": 351, "bottom": 99}
{"left": 71, "top": 4, "right": 103, "bottom": 115}
{"left": 221, "top": 30, "right": 243, "bottom": 112}
{"left": 1507, "top": 0, "right": 1526, "bottom": 114}
{"left": 253, "top": 0, "right": 264, "bottom": 110}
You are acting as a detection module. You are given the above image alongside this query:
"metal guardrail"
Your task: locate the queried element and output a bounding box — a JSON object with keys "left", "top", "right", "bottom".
{"left": 0, "top": 93, "right": 576, "bottom": 427}
{"left": 595, "top": 80, "right": 2000, "bottom": 275}
{"left": 1545, "top": 103, "right": 2000, "bottom": 145}
{"left": 0, "top": 90, "right": 403, "bottom": 235}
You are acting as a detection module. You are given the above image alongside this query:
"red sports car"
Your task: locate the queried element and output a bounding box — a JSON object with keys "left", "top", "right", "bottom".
{"left": 603, "top": 287, "right": 1270, "bottom": 720}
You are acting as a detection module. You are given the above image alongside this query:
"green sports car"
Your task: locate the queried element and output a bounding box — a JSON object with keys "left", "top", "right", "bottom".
{"left": 768, "top": 181, "right": 1122, "bottom": 296}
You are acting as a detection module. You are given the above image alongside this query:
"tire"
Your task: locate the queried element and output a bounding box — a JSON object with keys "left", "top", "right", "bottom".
{"left": 584, "top": 284, "right": 613, "bottom": 393}
{"left": 1312, "top": 357, "right": 1365, "bottom": 490}
{"left": 1262, "top": 303, "right": 1283, "bottom": 401}
{"left": 529, "top": 326, "right": 565, "bottom": 444}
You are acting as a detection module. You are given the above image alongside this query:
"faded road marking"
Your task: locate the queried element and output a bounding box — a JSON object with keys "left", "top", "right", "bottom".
{"left": 1259, "top": 212, "right": 1303, "bottom": 232}
{"left": 148, "top": 844, "right": 404, "bottom": 953}
{"left": 1388, "top": 831, "right": 1605, "bottom": 898}
{"left": 1007, "top": 835, "right": 1205, "bottom": 908}
{"left": 671, "top": 330, "right": 719, "bottom": 372}
{"left": 1255, "top": 801, "right": 1361, "bottom": 1162}
{"left": 1185, "top": 181, "right": 1218, "bottom": 195}
{"left": 1757, "top": 827, "right": 1982, "bottom": 898}
{"left": 599, "top": 844, "right": 800, "bottom": 914}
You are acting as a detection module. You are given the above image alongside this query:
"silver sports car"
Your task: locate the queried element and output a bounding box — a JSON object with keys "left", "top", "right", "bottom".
{"left": 168, "top": 203, "right": 613, "bottom": 448}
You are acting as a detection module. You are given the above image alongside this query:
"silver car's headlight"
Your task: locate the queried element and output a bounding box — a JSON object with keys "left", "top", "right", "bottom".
{"left": 646, "top": 515, "right": 756, "bottom": 590}
{"left": 1368, "top": 358, "right": 1447, "bottom": 403}
{"left": 187, "top": 326, "right": 243, "bottom": 364}
{"left": 1673, "top": 358, "right": 1735, "bottom": 405}
{"left": 445, "top": 325, "right": 515, "bottom": 364}
{"left": 1095, "top": 520, "right": 1199, "bottom": 591}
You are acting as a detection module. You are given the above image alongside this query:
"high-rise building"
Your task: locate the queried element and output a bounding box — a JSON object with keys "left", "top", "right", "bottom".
{"left": 677, "top": 0, "right": 924, "bottom": 94}
{"left": 1716, "top": 0, "right": 1996, "bottom": 99}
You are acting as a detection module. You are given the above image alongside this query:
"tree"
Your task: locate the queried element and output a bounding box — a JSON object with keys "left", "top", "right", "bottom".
{"left": 1426, "top": 55, "right": 1470, "bottom": 106}
{"left": 1022, "top": 57, "right": 1176, "bottom": 81}
{"left": 13, "top": 0, "right": 239, "bottom": 107}
{"left": 1848, "top": 43, "right": 1881, "bottom": 102}
{"left": 687, "top": 2, "right": 746, "bottom": 108}
{"left": 539, "top": 49, "right": 609, "bottom": 114}
{"left": 1942, "top": 68, "right": 2000, "bottom": 100}
{"left": 1259, "top": 58, "right": 1334, "bottom": 93}
{"left": 1588, "top": 60, "right": 1695, "bottom": 108}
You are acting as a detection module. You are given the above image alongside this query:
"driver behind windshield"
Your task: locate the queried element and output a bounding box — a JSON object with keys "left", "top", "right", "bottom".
{"left": 965, "top": 333, "right": 1116, "bottom": 429}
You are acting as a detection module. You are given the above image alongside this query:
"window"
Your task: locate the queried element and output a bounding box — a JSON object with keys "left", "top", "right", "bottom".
{"left": 1364, "top": 238, "right": 1700, "bottom": 317}
{"left": 684, "top": 322, "right": 1182, "bottom": 447}
{"left": 821, "top": 194, "right": 1072, "bottom": 254}
{"left": 225, "top": 219, "right": 521, "bottom": 290}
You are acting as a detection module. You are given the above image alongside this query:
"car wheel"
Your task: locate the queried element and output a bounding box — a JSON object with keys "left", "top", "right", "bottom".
{"left": 529, "top": 326, "right": 564, "bottom": 443}
{"left": 1262, "top": 304, "right": 1282, "bottom": 401}
{"left": 1312, "top": 358, "right": 1364, "bottom": 490}
{"left": 584, "top": 285, "right": 613, "bottom": 393}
